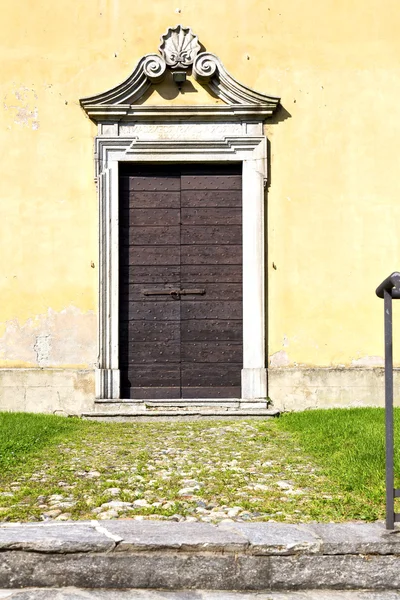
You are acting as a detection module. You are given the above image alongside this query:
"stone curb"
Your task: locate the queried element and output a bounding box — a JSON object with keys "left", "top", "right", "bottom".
{"left": 0, "top": 521, "right": 400, "bottom": 590}
{"left": 2, "top": 591, "right": 400, "bottom": 599}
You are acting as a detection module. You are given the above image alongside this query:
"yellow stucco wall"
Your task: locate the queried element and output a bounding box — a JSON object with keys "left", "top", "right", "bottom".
{"left": 1, "top": 0, "right": 399, "bottom": 372}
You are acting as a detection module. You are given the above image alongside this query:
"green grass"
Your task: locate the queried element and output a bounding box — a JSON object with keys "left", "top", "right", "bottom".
{"left": 0, "top": 412, "right": 82, "bottom": 471}
{"left": 0, "top": 409, "right": 395, "bottom": 523}
{"left": 275, "top": 407, "right": 394, "bottom": 518}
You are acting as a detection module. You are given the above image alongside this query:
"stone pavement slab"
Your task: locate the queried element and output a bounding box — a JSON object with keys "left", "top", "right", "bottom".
{"left": 102, "top": 520, "right": 248, "bottom": 552}
{"left": 1, "top": 521, "right": 400, "bottom": 591}
{"left": 304, "top": 523, "right": 400, "bottom": 555}
{"left": 0, "top": 522, "right": 115, "bottom": 553}
{"left": 218, "top": 522, "right": 321, "bottom": 555}
{"left": 1, "top": 590, "right": 400, "bottom": 599}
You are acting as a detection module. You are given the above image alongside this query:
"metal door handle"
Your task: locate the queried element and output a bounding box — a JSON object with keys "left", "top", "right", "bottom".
{"left": 180, "top": 289, "right": 205, "bottom": 295}
{"left": 142, "top": 289, "right": 180, "bottom": 296}
{"left": 142, "top": 288, "right": 205, "bottom": 297}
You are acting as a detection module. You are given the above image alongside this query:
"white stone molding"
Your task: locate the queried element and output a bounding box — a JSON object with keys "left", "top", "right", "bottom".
{"left": 95, "top": 160, "right": 120, "bottom": 399}
{"left": 81, "top": 54, "right": 166, "bottom": 112}
{"left": 159, "top": 25, "right": 201, "bottom": 68}
{"left": 95, "top": 128, "right": 268, "bottom": 400}
{"left": 80, "top": 25, "right": 280, "bottom": 122}
{"left": 80, "top": 25, "right": 280, "bottom": 400}
{"left": 193, "top": 52, "right": 277, "bottom": 106}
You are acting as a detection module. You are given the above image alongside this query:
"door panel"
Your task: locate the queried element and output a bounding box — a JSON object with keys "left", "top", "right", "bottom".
{"left": 180, "top": 264, "right": 242, "bottom": 283}
{"left": 124, "top": 246, "right": 180, "bottom": 266}
{"left": 179, "top": 282, "right": 241, "bottom": 301}
{"left": 182, "top": 387, "right": 241, "bottom": 399}
{"left": 126, "top": 226, "right": 180, "bottom": 246}
{"left": 180, "top": 301, "right": 242, "bottom": 320}
{"left": 181, "top": 226, "right": 242, "bottom": 245}
{"left": 127, "top": 364, "right": 181, "bottom": 386}
{"left": 181, "top": 342, "right": 242, "bottom": 363}
{"left": 126, "top": 208, "right": 180, "bottom": 226}
{"left": 119, "top": 171, "right": 181, "bottom": 399}
{"left": 129, "top": 387, "right": 181, "bottom": 400}
{"left": 120, "top": 321, "right": 180, "bottom": 342}
{"left": 128, "top": 265, "right": 180, "bottom": 284}
{"left": 181, "top": 190, "right": 241, "bottom": 208}
{"left": 120, "top": 301, "right": 180, "bottom": 321}
{"left": 126, "top": 175, "right": 181, "bottom": 191}
{"left": 181, "top": 208, "right": 241, "bottom": 225}
{"left": 127, "top": 191, "right": 181, "bottom": 209}
{"left": 181, "top": 245, "right": 242, "bottom": 265}
{"left": 122, "top": 284, "right": 182, "bottom": 302}
{"left": 181, "top": 174, "right": 242, "bottom": 190}
{"left": 123, "top": 341, "right": 181, "bottom": 364}
{"left": 181, "top": 363, "right": 241, "bottom": 386}
{"left": 119, "top": 164, "right": 242, "bottom": 400}
{"left": 181, "top": 319, "right": 242, "bottom": 342}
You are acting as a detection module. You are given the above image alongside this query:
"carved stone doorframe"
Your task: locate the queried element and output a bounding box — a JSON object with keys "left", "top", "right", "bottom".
{"left": 80, "top": 25, "right": 280, "bottom": 401}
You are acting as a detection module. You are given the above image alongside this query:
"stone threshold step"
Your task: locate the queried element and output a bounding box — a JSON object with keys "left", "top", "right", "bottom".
{"left": 0, "top": 521, "right": 400, "bottom": 591}
{"left": 94, "top": 399, "right": 269, "bottom": 408}
{"left": 2, "top": 590, "right": 400, "bottom": 599}
{"left": 82, "top": 409, "right": 280, "bottom": 421}
{"left": 94, "top": 400, "right": 243, "bottom": 410}
{"left": 95, "top": 398, "right": 244, "bottom": 403}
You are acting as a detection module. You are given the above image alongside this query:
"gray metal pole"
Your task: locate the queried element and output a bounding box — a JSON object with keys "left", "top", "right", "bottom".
{"left": 384, "top": 288, "right": 395, "bottom": 529}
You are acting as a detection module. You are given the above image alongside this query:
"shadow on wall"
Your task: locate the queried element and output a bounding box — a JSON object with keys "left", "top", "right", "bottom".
{"left": 269, "top": 104, "right": 292, "bottom": 125}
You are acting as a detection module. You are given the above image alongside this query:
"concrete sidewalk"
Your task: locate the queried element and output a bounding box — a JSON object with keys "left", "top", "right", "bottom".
{"left": 0, "top": 521, "right": 400, "bottom": 591}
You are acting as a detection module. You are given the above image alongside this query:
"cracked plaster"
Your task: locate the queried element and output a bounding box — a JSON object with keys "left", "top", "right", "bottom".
{"left": 3, "top": 86, "right": 39, "bottom": 130}
{"left": 0, "top": 306, "right": 96, "bottom": 368}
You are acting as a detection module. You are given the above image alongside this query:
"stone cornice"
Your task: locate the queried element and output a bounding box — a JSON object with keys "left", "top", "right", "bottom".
{"left": 81, "top": 103, "right": 279, "bottom": 122}
{"left": 80, "top": 26, "right": 280, "bottom": 123}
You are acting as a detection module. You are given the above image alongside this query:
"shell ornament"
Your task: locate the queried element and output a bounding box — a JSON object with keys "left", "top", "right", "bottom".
{"left": 159, "top": 25, "right": 201, "bottom": 69}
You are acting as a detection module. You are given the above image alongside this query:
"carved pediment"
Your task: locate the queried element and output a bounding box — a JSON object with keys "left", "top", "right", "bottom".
{"left": 80, "top": 25, "right": 280, "bottom": 122}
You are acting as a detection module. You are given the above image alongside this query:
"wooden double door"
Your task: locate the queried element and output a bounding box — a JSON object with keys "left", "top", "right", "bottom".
{"left": 119, "top": 163, "right": 243, "bottom": 399}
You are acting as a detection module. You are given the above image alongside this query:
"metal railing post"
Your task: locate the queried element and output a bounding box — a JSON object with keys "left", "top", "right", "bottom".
{"left": 384, "top": 288, "right": 394, "bottom": 529}
{"left": 376, "top": 272, "right": 400, "bottom": 529}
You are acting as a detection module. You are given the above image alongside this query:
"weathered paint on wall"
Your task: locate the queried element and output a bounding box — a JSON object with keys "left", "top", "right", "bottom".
{"left": 0, "top": 307, "right": 96, "bottom": 368}
{"left": 1, "top": 0, "right": 400, "bottom": 408}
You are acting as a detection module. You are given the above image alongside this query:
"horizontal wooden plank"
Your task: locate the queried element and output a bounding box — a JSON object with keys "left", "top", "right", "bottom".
{"left": 121, "top": 225, "right": 241, "bottom": 246}
{"left": 180, "top": 283, "right": 242, "bottom": 301}
{"left": 181, "top": 226, "right": 241, "bottom": 245}
{"left": 181, "top": 319, "right": 242, "bottom": 342}
{"left": 121, "top": 226, "right": 180, "bottom": 246}
{"left": 181, "top": 190, "right": 241, "bottom": 208}
{"left": 121, "top": 265, "right": 241, "bottom": 283}
{"left": 180, "top": 264, "right": 241, "bottom": 283}
{"left": 181, "top": 301, "right": 242, "bottom": 320}
{"left": 121, "top": 283, "right": 241, "bottom": 302}
{"left": 181, "top": 386, "right": 241, "bottom": 399}
{"left": 123, "top": 265, "right": 181, "bottom": 284}
{"left": 181, "top": 363, "right": 241, "bottom": 387}
{"left": 126, "top": 191, "right": 180, "bottom": 209}
{"left": 120, "top": 208, "right": 180, "bottom": 226}
{"left": 181, "top": 208, "right": 241, "bottom": 226}
{"left": 120, "top": 320, "right": 180, "bottom": 342}
{"left": 181, "top": 175, "right": 242, "bottom": 190}
{"left": 121, "top": 364, "right": 181, "bottom": 386}
{"left": 120, "top": 301, "right": 180, "bottom": 321}
{"left": 122, "top": 342, "right": 180, "bottom": 364}
{"left": 120, "top": 284, "right": 183, "bottom": 302}
{"left": 181, "top": 245, "right": 241, "bottom": 265}
{"left": 121, "top": 176, "right": 180, "bottom": 191}
{"left": 121, "top": 246, "right": 180, "bottom": 266}
{"left": 122, "top": 387, "right": 181, "bottom": 400}
{"left": 181, "top": 341, "right": 242, "bottom": 363}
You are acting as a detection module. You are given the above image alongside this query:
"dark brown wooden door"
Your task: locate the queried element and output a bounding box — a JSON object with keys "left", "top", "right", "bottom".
{"left": 119, "top": 164, "right": 242, "bottom": 399}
